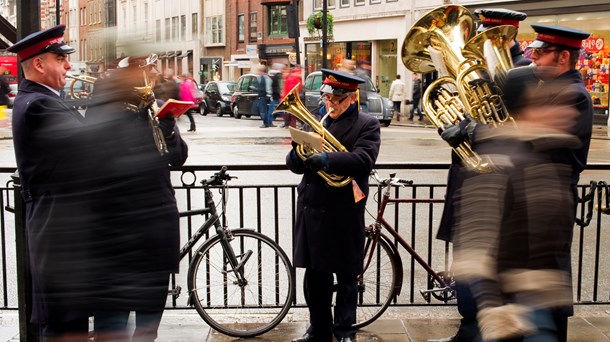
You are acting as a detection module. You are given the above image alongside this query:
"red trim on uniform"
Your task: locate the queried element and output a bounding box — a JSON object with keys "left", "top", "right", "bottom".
{"left": 536, "top": 33, "right": 582, "bottom": 49}
{"left": 482, "top": 18, "right": 519, "bottom": 27}
{"left": 322, "top": 75, "right": 359, "bottom": 91}
{"left": 17, "top": 36, "right": 63, "bottom": 61}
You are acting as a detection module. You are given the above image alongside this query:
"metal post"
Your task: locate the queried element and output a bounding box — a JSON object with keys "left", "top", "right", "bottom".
{"left": 322, "top": 1, "right": 328, "bottom": 69}
{"left": 12, "top": 172, "right": 39, "bottom": 342}
{"left": 293, "top": 0, "right": 301, "bottom": 66}
{"left": 16, "top": 0, "right": 41, "bottom": 84}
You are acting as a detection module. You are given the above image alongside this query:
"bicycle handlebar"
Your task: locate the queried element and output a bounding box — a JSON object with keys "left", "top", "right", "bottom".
{"left": 201, "top": 166, "right": 238, "bottom": 186}
{"left": 370, "top": 169, "right": 413, "bottom": 187}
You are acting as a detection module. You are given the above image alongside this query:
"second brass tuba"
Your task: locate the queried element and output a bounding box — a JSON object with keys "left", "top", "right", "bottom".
{"left": 274, "top": 84, "right": 353, "bottom": 187}
{"left": 402, "top": 5, "right": 516, "bottom": 172}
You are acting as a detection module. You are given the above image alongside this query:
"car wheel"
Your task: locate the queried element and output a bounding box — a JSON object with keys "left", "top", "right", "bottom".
{"left": 200, "top": 102, "right": 208, "bottom": 116}
{"left": 233, "top": 105, "right": 242, "bottom": 119}
{"left": 245, "top": 115, "right": 252, "bottom": 118}
{"left": 215, "top": 104, "right": 223, "bottom": 117}
{"left": 381, "top": 120, "right": 391, "bottom": 127}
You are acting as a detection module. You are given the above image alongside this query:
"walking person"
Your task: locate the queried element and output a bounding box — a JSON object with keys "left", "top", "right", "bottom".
{"left": 388, "top": 74, "right": 406, "bottom": 121}
{"left": 281, "top": 65, "right": 303, "bottom": 128}
{"left": 430, "top": 9, "right": 530, "bottom": 342}
{"left": 268, "top": 63, "right": 284, "bottom": 125}
{"left": 85, "top": 55, "right": 189, "bottom": 342}
{"left": 287, "top": 69, "right": 380, "bottom": 342}
{"left": 179, "top": 73, "right": 198, "bottom": 132}
{"left": 153, "top": 68, "right": 179, "bottom": 103}
{"left": 409, "top": 73, "right": 423, "bottom": 120}
{"left": 253, "top": 64, "right": 273, "bottom": 128}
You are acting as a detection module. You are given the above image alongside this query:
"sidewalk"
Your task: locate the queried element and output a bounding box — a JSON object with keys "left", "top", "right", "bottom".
{"left": 2, "top": 306, "right": 610, "bottom": 341}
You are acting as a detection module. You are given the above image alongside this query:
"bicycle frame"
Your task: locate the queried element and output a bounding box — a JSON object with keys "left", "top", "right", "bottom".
{"left": 364, "top": 177, "right": 453, "bottom": 301}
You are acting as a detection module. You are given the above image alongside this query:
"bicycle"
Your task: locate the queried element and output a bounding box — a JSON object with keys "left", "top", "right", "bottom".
{"left": 304, "top": 170, "right": 455, "bottom": 329}
{"left": 175, "top": 166, "right": 295, "bottom": 338}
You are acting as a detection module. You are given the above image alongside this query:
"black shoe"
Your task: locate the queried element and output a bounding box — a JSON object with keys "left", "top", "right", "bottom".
{"left": 187, "top": 128, "right": 196, "bottom": 132}
{"left": 268, "top": 124, "right": 277, "bottom": 127}
{"left": 259, "top": 124, "right": 268, "bottom": 128}
{"left": 418, "top": 116, "right": 424, "bottom": 121}
{"left": 408, "top": 116, "right": 414, "bottom": 120}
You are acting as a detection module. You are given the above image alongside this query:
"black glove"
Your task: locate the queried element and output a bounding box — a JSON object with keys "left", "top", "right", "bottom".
{"left": 158, "top": 117, "right": 176, "bottom": 139}
{"left": 441, "top": 117, "right": 471, "bottom": 148}
{"left": 304, "top": 152, "right": 328, "bottom": 172}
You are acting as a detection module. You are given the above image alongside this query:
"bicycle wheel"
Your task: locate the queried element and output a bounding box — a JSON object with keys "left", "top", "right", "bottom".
{"left": 354, "top": 235, "right": 398, "bottom": 329}
{"left": 187, "top": 229, "right": 295, "bottom": 338}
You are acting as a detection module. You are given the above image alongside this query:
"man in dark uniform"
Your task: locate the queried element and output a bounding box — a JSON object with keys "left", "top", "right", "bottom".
{"left": 287, "top": 69, "right": 380, "bottom": 342}
{"left": 442, "top": 24, "right": 592, "bottom": 342}
{"left": 8, "top": 24, "right": 98, "bottom": 341}
{"left": 431, "top": 8, "right": 531, "bottom": 342}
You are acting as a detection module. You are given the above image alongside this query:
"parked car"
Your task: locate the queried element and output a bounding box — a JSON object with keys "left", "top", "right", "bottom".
{"left": 7, "top": 83, "right": 17, "bottom": 108}
{"left": 231, "top": 73, "right": 261, "bottom": 119}
{"left": 303, "top": 71, "right": 394, "bottom": 127}
{"left": 200, "top": 81, "right": 236, "bottom": 116}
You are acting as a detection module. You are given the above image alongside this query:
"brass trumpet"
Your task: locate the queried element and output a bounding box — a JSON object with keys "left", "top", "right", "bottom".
{"left": 274, "top": 84, "right": 353, "bottom": 188}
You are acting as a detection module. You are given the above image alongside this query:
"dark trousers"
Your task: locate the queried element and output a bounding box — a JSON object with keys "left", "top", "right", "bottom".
{"left": 305, "top": 269, "right": 357, "bottom": 340}
{"left": 455, "top": 280, "right": 482, "bottom": 341}
{"left": 409, "top": 97, "right": 422, "bottom": 118}
{"left": 186, "top": 110, "right": 196, "bottom": 131}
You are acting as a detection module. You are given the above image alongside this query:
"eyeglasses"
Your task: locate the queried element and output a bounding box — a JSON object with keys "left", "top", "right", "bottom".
{"left": 322, "top": 94, "right": 350, "bottom": 105}
{"left": 529, "top": 48, "right": 560, "bottom": 56}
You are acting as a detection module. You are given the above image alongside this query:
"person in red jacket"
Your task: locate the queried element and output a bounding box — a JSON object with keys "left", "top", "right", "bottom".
{"left": 281, "top": 65, "right": 303, "bottom": 128}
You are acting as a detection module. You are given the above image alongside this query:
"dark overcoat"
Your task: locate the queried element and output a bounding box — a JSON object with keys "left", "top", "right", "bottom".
{"left": 83, "top": 69, "right": 188, "bottom": 313}
{"left": 286, "top": 104, "right": 380, "bottom": 275}
{"left": 12, "top": 79, "right": 97, "bottom": 324}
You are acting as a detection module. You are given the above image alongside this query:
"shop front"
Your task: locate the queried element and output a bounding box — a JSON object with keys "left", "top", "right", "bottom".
{"left": 304, "top": 40, "right": 371, "bottom": 77}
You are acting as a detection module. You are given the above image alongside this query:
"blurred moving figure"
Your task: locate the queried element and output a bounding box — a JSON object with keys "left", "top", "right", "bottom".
{"left": 153, "top": 68, "right": 179, "bottom": 103}
{"left": 85, "top": 56, "right": 188, "bottom": 341}
{"left": 452, "top": 25, "right": 592, "bottom": 342}
{"left": 431, "top": 8, "right": 530, "bottom": 342}
{"left": 388, "top": 74, "right": 405, "bottom": 120}
{"left": 408, "top": 73, "right": 423, "bottom": 120}
{"left": 281, "top": 65, "right": 303, "bottom": 128}
{"left": 179, "top": 73, "right": 198, "bottom": 132}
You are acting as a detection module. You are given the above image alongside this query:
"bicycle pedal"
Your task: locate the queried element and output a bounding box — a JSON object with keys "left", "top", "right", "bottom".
{"left": 419, "top": 289, "right": 431, "bottom": 303}
{"left": 168, "top": 286, "right": 182, "bottom": 296}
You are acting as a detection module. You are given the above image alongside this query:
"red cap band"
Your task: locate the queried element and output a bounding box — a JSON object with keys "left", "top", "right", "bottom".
{"left": 536, "top": 33, "right": 583, "bottom": 49}
{"left": 322, "top": 75, "right": 359, "bottom": 91}
{"left": 482, "top": 18, "right": 520, "bottom": 27}
{"left": 17, "top": 36, "right": 63, "bottom": 61}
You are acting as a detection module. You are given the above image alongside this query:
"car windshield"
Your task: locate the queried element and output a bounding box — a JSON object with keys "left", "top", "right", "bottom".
{"left": 219, "top": 82, "right": 236, "bottom": 93}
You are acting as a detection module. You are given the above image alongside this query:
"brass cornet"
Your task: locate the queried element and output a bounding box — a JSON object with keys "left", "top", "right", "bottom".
{"left": 66, "top": 74, "right": 97, "bottom": 100}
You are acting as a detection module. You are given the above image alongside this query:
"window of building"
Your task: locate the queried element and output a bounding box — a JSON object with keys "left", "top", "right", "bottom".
{"left": 370, "top": 0, "right": 381, "bottom": 4}
{"left": 238, "top": 14, "right": 245, "bottom": 43}
{"left": 205, "top": 15, "right": 224, "bottom": 45}
{"left": 192, "top": 13, "right": 198, "bottom": 37}
{"left": 144, "top": 3, "right": 149, "bottom": 35}
{"left": 354, "top": 0, "right": 365, "bottom": 6}
{"left": 172, "top": 16, "right": 179, "bottom": 40}
{"left": 181, "top": 15, "right": 186, "bottom": 40}
{"left": 269, "top": 5, "right": 287, "bottom": 37}
{"left": 314, "top": 0, "right": 336, "bottom": 10}
{"left": 156, "top": 19, "right": 161, "bottom": 42}
{"left": 249, "top": 12, "right": 258, "bottom": 42}
{"left": 340, "top": 0, "right": 349, "bottom": 7}
{"left": 165, "top": 18, "right": 170, "bottom": 40}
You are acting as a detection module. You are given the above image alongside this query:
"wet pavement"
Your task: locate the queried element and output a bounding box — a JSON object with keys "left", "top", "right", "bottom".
{"left": 2, "top": 306, "right": 610, "bottom": 341}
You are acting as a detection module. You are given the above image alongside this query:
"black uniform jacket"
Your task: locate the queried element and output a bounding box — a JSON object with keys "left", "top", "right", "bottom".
{"left": 286, "top": 104, "right": 380, "bottom": 275}
{"left": 12, "top": 79, "right": 97, "bottom": 324}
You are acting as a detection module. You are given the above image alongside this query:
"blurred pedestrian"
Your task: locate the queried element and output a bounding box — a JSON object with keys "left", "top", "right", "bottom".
{"left": 153, "top": 68, "right": 179, "bottom": 102}
{"left": 268, "top": 63, "right": 285, "bottom": 124}
{"left": 388, "top": 74, "right": 405, "bottom": 120}
{"left": 287, "top": 69, "right": 380, "bottom": 342}
{"left": 281, "top": 65, "right": 303, "bottom": 128}
{"left": 179, "top": 73, "right": 198, "bottom": 132}
{"left": 85, "top": 54, "right": 188, "bottom": 342}
{"left": 253, "top": 64, "right": 274, "bottom": 128}
{"left": 430, "top": 9, "right": 530, "bottom": 342}
{"left": 409, "top": 73, "right": 423, "bottom": 120}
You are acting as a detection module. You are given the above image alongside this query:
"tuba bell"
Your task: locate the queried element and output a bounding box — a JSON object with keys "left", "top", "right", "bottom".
{"left": 273, "top": 84, "right": 354, "bottom": 188}
{"left": 402, "top": 5, "right": 515, "bottom": 172}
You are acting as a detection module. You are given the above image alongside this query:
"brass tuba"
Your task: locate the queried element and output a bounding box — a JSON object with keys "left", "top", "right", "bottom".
{"left": 273, "top": 84, "right": 353, "bottom": 188}
{"left": 402, "top": 5, "right": 515, "bottom": 172}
